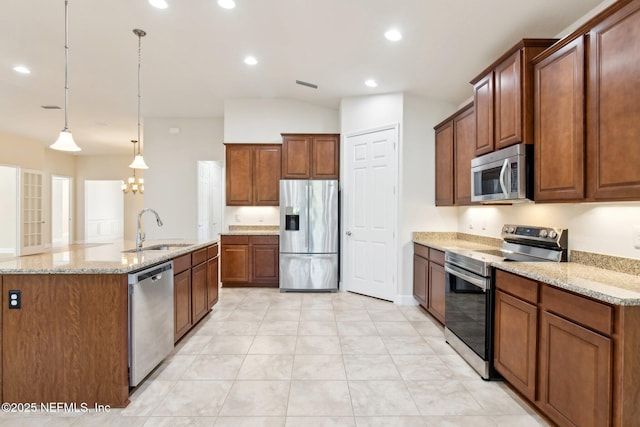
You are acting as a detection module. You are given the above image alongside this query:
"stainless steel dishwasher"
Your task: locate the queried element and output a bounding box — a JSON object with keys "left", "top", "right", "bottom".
{"left": 128, "top": 261, "right": 174, "bottom": 387}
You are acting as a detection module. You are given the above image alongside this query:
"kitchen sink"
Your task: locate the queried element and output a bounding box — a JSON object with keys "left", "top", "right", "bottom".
{"left": 122, "top": 243, "right": 194, "bottom": 253}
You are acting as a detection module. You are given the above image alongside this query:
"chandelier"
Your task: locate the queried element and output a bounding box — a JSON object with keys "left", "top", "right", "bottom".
{"left": 122, "top": 140, "right": 144, "bottom": 194}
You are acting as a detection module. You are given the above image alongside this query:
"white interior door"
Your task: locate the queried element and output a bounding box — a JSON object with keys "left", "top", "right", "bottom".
{"left": 51, "top": 175, "right": 72, "bottom": 246}
{"left": 197, "top": 161, "right": 223, "bottom": 241}
{"left": 19, "top": 169, "right": 45, "bottom": 256}
{"left": 343, "top": 125, "right": 398, "bottom": 301}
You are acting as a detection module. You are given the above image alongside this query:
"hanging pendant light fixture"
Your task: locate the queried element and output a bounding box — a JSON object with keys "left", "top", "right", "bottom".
{"left": 122, "top": 140, "right": 145, "bottom": 194}
{"left": 129, "top": 29, "right": 149, "bottom": 169}
{"left": 50, "top": 0, "right": 81, "bottom": 152}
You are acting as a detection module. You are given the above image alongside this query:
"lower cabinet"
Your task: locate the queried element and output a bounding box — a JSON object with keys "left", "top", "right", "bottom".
{"left": 493, "top": 269, "right": 636, "bottom": 427}
{"left": 221, "top": 235, "right": 279, "bottom": 287}
{"left": 174, "top": 244, "right": 220, "bottom": 343}
{"left": 412, "top": 243, "right": 445, "bottom": 324}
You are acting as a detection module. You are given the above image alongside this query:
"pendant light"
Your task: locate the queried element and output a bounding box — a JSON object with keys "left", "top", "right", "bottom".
{"left": 129, "top": 29, "right": 149, "bottom": 169}
{"left": 50, "top": 0, "right": 81, "bottom": 152}
{"left": 122, "top": 140, "right": 144, "bottom": 194}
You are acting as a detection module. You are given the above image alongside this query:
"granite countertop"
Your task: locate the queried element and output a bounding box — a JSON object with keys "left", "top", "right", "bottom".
{"left": 414, "top": 232, "right": 640, "bottom": 306}
{"left": 220, "top": 225, "right": 280, "bottom": 236}
{"left": 0, "top": 238, "right": 219, "bottom": 275}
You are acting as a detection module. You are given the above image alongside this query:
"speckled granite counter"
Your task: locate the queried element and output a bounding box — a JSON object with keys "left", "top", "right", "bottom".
{"left": 414, "top": 232, "right": 640, "bottom": 306}
{"left": 220, "top": 225, "right": 280, "bottom": 236}
{"left": 0, "top": 238, "right": 219, "bottom": 275}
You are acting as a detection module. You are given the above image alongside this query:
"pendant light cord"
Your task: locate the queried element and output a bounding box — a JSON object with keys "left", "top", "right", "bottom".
{"left": 63, "top": 0, "right": 70, "bottom": 131}
{"left": 134, "top": 29, "right": 146, "bottom": 156}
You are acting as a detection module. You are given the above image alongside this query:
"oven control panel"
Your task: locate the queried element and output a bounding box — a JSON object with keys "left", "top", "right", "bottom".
{"left": 502, "top": 224, "right": 567, "bottom": 248}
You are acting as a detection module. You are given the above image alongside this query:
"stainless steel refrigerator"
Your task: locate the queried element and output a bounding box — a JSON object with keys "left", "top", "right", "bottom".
{"left": 279, "top": 179, "right": 339, "bottom": 292}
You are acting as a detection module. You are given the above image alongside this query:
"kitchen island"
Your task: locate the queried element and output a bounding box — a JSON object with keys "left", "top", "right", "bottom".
{"left": 0, "top": 239, "right": 219, "bottom": 408}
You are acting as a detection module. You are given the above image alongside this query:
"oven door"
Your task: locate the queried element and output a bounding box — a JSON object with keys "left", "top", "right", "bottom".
{"left": 444, "top": 263, "right": 490, "bottom": 361}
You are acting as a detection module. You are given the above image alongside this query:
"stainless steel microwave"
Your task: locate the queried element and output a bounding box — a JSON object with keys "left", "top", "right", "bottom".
{"left": 471, "top": 144, "right": 533, "bottom": 203}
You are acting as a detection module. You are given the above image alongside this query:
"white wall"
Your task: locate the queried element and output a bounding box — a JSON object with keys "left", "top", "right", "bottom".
{"left": 224, "top": 98, "right": 339, "bottom": 143}
{"left": 75, "top": 155, "right": 142, "bottom": 242}
{"left": 459, "top": 203, "right": 640, "bottom": 259}
{"left": 222, "top": 98, "right": 339, "bottom": 229}
{"left": 144, "top": 117, "right": 224, "bottom": 240}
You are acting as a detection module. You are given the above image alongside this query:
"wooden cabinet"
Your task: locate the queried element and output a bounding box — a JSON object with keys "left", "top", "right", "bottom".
{"left": 532, "top": 0, "right": 640, "bottom": 203}
{"left": 471, "top": 39, "right": 557, "bottom": 156}
{"left": 586, "top": 1, "right": 640, "bottom": 201}
{"left": 434, "top": 120, "right": 454, "bottom": 206}
{"left": 207, "top": 244, "right": 219, "bottom": 309}
{"left": 493, "top": 267, "right": 640, "bottom": 427}
{"left": 533, "top": 37, "right": 585, "bottom": 202}
{"left": 454, "top": 104, "right": 476, "bottom": 205}
{"left": 225, "top": 144, "right": 281, "bottom": 206}
{"left": 412, "top": 244, "right": 429, "bottom": 305}
{"left": 494, "top": 270, "right": 539, "bottom": 401}
{"left": 538, "top": 310, "right": 612, "bottom": 427}
{"left": 191, "top": 249, "right": 209, "bottom": 325}
{"left": 412, "top": 243, "right": 445, "bottom": 324}
{"left": 427, "top": 260, "right": 446, "bottom": 325}
{"left": 281, "top": 133, "right": 340, "bottom": 179}
{"left": 174, "top": 244, "right": 220, "bottom": 343}
{"left": 221, "top": 234, "right": 279, "bottom": 287}
{"left": 434, "top": 103, "right": 475, "bottom": 206}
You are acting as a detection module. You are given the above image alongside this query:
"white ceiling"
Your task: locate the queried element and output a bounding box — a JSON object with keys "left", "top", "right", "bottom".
{"left": 1, "top": 0, "right": 604, "bottom": 156}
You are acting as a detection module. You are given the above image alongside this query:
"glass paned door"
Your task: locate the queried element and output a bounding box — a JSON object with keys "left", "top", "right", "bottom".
{"left": 19, "top": 169, "right": 45, "bottom": 256}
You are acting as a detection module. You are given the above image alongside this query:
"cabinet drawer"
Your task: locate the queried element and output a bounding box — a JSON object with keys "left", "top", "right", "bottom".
{"left": 221, "top": 235, "right": 249, "bottom": 245}
{"left": 173, "top": 254, "right": 191, "bottom": 274}
{"left": 207, "top": 244, "right": 218, "bottom": 259}
{"left": 541, "top": 284, "right": 613, "bottom": 336}
{"left": 429, "top": 248, "right": 445, "bottom": 265}
{"left": 192, "top": 247, "right": 208, "bottom": 266}
{"left": 495, "top": 269, "right": 538, "bottom": 304}
{"left": 414, "top": 243, "right": 429, "bottom": 259}
{"left": 250, "top": 235, "right": 279, "bottom": 245}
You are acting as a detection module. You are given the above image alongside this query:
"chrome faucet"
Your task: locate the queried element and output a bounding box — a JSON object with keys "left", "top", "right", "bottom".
{"left": 136, "top": 208, "right": 164, "bottom": 249}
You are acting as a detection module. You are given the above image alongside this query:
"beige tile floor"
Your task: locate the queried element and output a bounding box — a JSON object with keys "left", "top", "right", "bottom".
{"left": 0, "top": 288, "right": 550, "bottom": 426}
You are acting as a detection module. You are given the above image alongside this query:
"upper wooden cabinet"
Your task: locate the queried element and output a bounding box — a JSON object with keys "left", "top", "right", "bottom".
{"left": 454, "top": 104, "right": 476, "bottom": 205}
{"left": 434, "top": 102, "right": 474, "bottom": 206}
{"left": 281, "top": 133, "right": 340, "bottom": 179}
{"left": 534, "top": 37, "right": 585, "bottom": 202}
{"left": 225, "top": 144, "right": 281, "bottom": 206}
{"left": 532, "top": 0, "right": 640, "bottom": 203}
{"left": 586, "top": 0, "right": 640, "bottom": 201}
{"left": 471, "top": 39, "right": 558, "bottom": 156}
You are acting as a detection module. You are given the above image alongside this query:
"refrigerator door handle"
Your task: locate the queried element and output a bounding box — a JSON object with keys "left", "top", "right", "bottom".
{"left": 306, "top": 182, "right": 310, "bottom": 250}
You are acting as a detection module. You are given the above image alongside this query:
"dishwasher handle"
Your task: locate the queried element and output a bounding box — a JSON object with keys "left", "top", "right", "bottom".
{"left": 129, "top": 262, "right": 173, "bottom": 284}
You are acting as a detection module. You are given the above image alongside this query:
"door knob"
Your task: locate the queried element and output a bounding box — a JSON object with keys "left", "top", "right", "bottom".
{"left": 346, "top": 231, "right": 352, "bottom": 236}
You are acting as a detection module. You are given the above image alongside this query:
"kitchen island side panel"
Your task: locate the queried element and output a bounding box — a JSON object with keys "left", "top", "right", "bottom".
{"left": 2, "top": 274, "right": 129, "bottom": 407}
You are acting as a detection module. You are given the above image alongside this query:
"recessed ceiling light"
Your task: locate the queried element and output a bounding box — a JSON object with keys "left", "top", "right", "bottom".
{"left": 218, "top": 0, "right": 236, "bottom": 9}
{"left": 384, "top": 29, "right": 402, "bottom": 42}
{"left": 365, "top": 79, "right": 378, "bottom": 88}
{"left": 244, "top": 56, "right": 258, "bottom": 66}
{"left": 148, "top": 0, "right": 168, "bottom": 9}
{"left": 13, "top": 65, "right": 31, "bottom": 74}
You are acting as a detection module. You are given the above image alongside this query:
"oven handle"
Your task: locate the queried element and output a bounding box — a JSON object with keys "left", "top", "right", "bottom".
{"left": 445, "top": 264, "right": 488, "bottom": 291}
{"left": 499, "top": 159, "right": 509, "bottom": 197}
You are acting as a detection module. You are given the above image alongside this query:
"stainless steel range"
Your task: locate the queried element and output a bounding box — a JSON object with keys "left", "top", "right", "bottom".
{"left": 444, "top": 224, "right": 568, "bottom": 380}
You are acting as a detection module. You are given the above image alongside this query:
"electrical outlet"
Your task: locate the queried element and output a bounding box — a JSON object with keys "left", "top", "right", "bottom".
{"left": 235, "top": 214, "right": 240, "bottom": 223}
{"left": 634, "top": 226, "right": 640, "bottom": 249}
{"left": 8, "top": 290, "right": 21, "bottom": 309}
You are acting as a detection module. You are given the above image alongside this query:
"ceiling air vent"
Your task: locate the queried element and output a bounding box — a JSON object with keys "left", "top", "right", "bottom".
{"left": 296, "top": 80, "right": 318, "bottom": 89}
{"left": 41, "top": 105, "right": 62, "bottom": 110}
